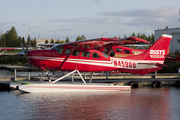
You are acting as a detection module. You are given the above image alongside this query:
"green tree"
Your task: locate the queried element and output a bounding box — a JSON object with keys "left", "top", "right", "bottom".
{"left": 5, "top": 26, "right": 19, "bottom": 47}
{"left": 76, "top": 35, "right": 86, "bottom": 41}
{"left": 26, "top": 35, "right": 31, "bottom": 46}
{"left": 18, "top": 36, "right": 22, "bottom": 47}
{"left": 33, "top": 37, "right": 37, "bottom": 47}
{"left": 0, "top": 33, "right": 6, "bottom": 47}
{"left": 45, "top": 40, "right": 49, "bottom": 43}
{"left": 147, "top": 35, "right": 152, "bottom": 42}
{"left": 50, "top": 39, "right": 54, "bottom": 43}
{"left": 21, "top": 37, "right": 25, "bottom": 47}
{"left": 60, "top": 41, "right": 64, "bottom": 43}
{"left": 81, "top": 35, "right": 86, "bottom": 40}
{"left": 76, "top": 36, "right": 81, "bottom": 41}
{"left": 55, "top": 40, "right": 61, "bottom": 44}
{"left": 132, "top": 32, "right": 136, "bottom": 37}
{"left": 123, "top": 34, "right": 127, "bottom": 38}
{"left": 65, "top": 37, "right": 70, "bottom": 43}
{"left": 151, "top": 34, "right": 154, "bottom": 42}
{"left": 137, "top": 33, "right": 140, "bottom": 38}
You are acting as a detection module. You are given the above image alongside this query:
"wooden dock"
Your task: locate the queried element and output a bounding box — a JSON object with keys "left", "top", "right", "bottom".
{"left": 0, "top": 64, "right": 39, "bottom": 71}
{"left": 0, "top": 64, "right": 180, "bottom": 90}
{"left": 1, "top": 73, "right": 180, "bottom": 89}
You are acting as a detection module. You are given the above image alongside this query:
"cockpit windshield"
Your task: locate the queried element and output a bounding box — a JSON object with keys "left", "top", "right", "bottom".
{"left": 102, "top": 53, "right": 110, "bottom": 57}
{"left": 51, "top": 44, "right": 63, "bottom": 54}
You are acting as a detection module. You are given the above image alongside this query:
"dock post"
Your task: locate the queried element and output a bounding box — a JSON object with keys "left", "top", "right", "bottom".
{"left": 28, "top": 73, "right": 30, "bottom": 80}
{"left": 72, "top": 73, "right": 74, "bottom": 83}
{"left": 106, "top": 71, "right": 109, "bottom": 79}
{"left": 84, "top": 72, "right": 86, "bottom": 79}
{"left": 14, "top": 69, "right": 17, "bottom": 81}
{"left": 155, "top": 71, "right": 157, "bottom": 78}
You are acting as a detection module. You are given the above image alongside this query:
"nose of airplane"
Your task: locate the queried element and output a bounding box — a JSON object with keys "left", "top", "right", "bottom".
{"left": 26, "top": 51, "right": 31, "bottom": 56}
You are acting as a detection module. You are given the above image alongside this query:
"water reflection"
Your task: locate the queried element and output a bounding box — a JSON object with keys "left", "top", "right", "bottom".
{"left": 20, "top": 91, "right": 131, "bottom": 119}
{"left": 1, "top": 88, "right": 180, "bottom": 119}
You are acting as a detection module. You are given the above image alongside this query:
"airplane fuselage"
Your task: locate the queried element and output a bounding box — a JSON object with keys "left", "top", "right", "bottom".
{"left": 26, "top": 47, "right": 162, "bottom": 75}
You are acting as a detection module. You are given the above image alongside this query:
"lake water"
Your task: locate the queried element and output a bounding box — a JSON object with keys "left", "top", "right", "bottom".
{"left": 0, "top": 87, "right": 180, "bottom": 120}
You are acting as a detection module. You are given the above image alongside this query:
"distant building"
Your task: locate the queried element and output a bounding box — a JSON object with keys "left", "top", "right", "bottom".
{"left": 37, "top": 39, "right": 64, "bottom": 44}
{"left": 155, "top": 27, "right": 180, "bottom": 53}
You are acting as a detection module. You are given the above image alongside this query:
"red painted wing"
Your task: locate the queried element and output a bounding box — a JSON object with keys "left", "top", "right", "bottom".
{"left": 60, "top": 37, "right": 150, "bottom": 49}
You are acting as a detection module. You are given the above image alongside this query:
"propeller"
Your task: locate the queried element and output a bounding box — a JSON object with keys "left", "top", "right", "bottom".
{"left": 18, "top": 43, "right": 29, "bottom": 56}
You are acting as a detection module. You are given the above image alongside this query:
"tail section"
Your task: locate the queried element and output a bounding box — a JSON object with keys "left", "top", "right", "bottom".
{"left": 119, "top": 34, "right": 172, "bottom": 75}
{"left": 144, "top": 34, "right": 172, "bottom": 62}
{"left": 125, "top": 34, "right": 172, "bottom": 63}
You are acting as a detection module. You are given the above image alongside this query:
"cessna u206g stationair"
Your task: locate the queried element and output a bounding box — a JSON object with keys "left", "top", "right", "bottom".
{"left": 14, "top": 34, "right": 172, "bottom": 93}
{"left": 27, "top": 34, "right": 171, "bottom": 75}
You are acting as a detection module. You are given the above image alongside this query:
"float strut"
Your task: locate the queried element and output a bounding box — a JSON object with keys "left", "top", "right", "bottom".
{"left": 52, "top": 70, "right": 86, "bottom": 84}
{"left": 40, "top": 71, "right": 45, "bottom": 82}
{"left": 45, "top": 71, "right": 51, "bottom": 83}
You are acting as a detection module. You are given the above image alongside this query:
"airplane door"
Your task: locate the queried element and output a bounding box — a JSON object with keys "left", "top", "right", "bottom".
{"left": 71, "top": 50, "right": 80, "bottom": 70}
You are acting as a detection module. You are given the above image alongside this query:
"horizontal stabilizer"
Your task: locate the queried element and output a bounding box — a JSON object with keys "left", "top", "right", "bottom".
{"left": 138, "top": 63, "right": 168, "bottom": 67}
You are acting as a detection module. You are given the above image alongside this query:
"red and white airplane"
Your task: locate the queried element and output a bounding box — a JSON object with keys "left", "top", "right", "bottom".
{"left": 11, "top": 34, "right": 172, "bottom": 93}
{"left": 26, "top": 34, "right": 171, "bottom": 77}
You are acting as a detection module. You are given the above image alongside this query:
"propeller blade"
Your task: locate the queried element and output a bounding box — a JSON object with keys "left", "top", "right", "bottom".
{"left": 25, "top": 45, "right": 29, "bottom": 53}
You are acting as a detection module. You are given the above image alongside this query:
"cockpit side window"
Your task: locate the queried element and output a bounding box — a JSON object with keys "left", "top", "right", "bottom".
{"left": 103, "top": 53, "right": 109, "bottom": 57}
{"left": 81, "top": 51, "right": 90, "bottom": 57}
{"left": 51, "top": 45, "right": 63, "bottom": 54}
{"left": 124, "top": 50, "right": 130, "bottom": 54}
{"left": 65, "top": 49, "right": 71, "bottom": 55}
{"left": 116, "top": 48, "right": 122, "bottom": 53}
{"left": 93, "top": 52, "right": 100, "bottom": 58}
{"left": 72, "top": 50, "right": 80, "bottom": 56}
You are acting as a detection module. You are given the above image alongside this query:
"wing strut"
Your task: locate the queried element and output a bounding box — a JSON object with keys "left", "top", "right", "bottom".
{"left": 59, "top": 46, "right": 77, "bottom": 69}
{"left": 106, "top": 46, "right": 113, "bottom": 54}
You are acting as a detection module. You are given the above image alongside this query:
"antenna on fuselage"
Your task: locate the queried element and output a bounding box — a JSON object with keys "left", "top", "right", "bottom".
{"left": 101, "top": 32, "right": 108, "bottom": 38}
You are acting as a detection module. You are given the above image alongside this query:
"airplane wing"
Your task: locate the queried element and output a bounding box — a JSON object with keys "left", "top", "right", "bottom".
{"left": 61, "top": 37, "right": 150, "bottom": 50}
{"left": 114, "top": 37, "right": 150, "bottom": 44}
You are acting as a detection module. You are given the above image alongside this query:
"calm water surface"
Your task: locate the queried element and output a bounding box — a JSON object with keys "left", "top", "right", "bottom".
{"left": 0, "top": 87, "right": 180, "bottom": 120}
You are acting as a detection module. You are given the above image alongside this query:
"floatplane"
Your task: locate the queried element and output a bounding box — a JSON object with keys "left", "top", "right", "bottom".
{"left": 11, "top": 34, "right": 172, "bottom": 93}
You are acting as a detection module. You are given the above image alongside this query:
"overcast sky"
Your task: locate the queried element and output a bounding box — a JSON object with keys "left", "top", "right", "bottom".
{"left": 0, "top": 0, "right": 180, "bottom": 41}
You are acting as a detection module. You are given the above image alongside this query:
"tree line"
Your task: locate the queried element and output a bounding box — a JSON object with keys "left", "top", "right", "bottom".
{"left": 0, "top": 26, "right": 37, "bottom": 47}
{"left": 109, "top": 32, "right": 154, "bottom": 43}
{"left": 0, "top": 26, "right": 155, "bottom": 47}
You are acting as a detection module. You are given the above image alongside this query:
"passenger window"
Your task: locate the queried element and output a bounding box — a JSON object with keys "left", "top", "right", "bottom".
{"left": 124, "top": 50, "right": 130, "bottom": 54}
{"left": 65, "top": 49, "right": 71, "bottom": 55}
{"left": 93, "top": 52, "right": 100, "bottom": 58}
{"left": 72, "top": 50, "right": 80, "bottom": 56}
{"left": 81, "top": 51, "right": 90, "bottom": 57}
{"left": 59, "top": 47, "right": 63, "bottom": 54}
{"left": 116, "top": 48, "right": 122, "bottom": 53}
